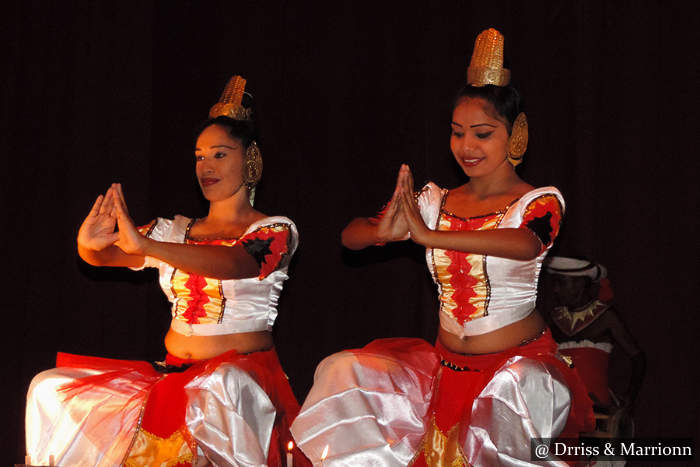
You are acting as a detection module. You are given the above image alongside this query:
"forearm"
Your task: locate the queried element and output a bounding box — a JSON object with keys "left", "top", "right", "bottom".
{"left": 416, "top": 228, "right": 542, "bottom": 260}
{"left": 341, "top": 217, "right": 383, "bottom": 250}
{"left": 78, "top": 244, "right": 144, "bottom": 268}
{"left": 142, "top": 239, "right": 259, "bottom": 279}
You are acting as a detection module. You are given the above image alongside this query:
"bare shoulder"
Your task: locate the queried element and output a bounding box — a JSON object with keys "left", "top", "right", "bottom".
{"left": 250, "top": 209, "right": 269, "bottom": 223}
{"left": 510, "top": 180, "right": 536, "bottom": 198}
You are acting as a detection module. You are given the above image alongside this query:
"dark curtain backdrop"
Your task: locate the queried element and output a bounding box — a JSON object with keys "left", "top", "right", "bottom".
{"left": 3, "top": 1, "right": 698, "bottom": 464}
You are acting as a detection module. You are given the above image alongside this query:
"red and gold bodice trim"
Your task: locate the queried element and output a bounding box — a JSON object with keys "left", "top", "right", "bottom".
{"left": 432, "top": 207, "right": 507, "bottom": 326}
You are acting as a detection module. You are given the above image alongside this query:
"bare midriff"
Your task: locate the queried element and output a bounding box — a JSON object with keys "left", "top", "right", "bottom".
{"left": 165, "top": 328, "right": 274, "bottom": 360}
{"left": 438, "top": 310, "right": 546, "bottom": 355}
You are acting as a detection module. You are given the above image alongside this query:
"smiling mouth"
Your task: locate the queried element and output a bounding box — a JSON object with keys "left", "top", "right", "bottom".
{"left": 461, "top": 157, "right": 483, "bottom": 167}
{"left": 200, "top": 177, "right": 220, "bottom": 187}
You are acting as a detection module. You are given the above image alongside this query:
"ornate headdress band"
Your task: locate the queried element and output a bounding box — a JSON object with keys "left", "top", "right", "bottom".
{"left": 209, "top": 75, "right": 253, "bottom": 120}
{"left": 467, "top": 28, "right": 511, "bottom": 87}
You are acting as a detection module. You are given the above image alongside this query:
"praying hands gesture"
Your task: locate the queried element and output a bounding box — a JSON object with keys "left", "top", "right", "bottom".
{"left": 374, "top": 166, "right": 411, "bottom": 243}
{"left": 111, "top": 183, "right": 150, "bottom": 256}
{"left": 77, "top": 183, "right": 262, "bottom": 278}
{"left": 395, "top": 165, "right": 432, "bottom": 246}
{"left": 342, "top": 164, "right": 541, "bottom": 259}
{"left": 77, "top": 185, "right": 120, "bottom": 252}
{"left": 77, "top": 183, "right": 148, "bottom": 268}
{"left": 341, "top": 164, "right": 430, "bottom": 249}
{"left": 77, "top": 183, "right": 146, "bottom": 255}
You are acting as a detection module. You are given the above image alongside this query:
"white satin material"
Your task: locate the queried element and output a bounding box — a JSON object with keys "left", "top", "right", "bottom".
{"left": 558, "top": 340, "right": 613, "bottom": 353}
{"left": 27, "top": 362, "right": 277, "bottom": 467}
{"left": 134, "top": 215, "right": 298, "bottom": 336}
{"left": 290, "top": 344, "right": 440, "bottom": 466}
{"left": 185, "top": 363, "right": 276, "bottom": 467}
{"left": 291, "top": 348, "right": 571, "bottom": 466}
{"left": 419, "top": 183, "right": 565, "bottom": 337}
{"left": 25, "top": 367, "right": 156, "bottom": 467}
{"left": 464, "top": 356, "right": 571, "bottom": 466}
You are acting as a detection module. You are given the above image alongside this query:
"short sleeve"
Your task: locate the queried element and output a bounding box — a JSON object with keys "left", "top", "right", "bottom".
{"left": 136, "top": 220, "right": 157, "bottom": 237}
{"left": 519, "top": 194, "right": 564, "bottom": 252}
{"left": 239, "top": 221, "right": 296, "bottom": 280}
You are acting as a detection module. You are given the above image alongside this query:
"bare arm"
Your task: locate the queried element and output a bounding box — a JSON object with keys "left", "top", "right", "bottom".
{"left": 112, "top": 184, "right": 260, "bottom": 279}
{"left": 341, "top": 165, "right": 410, "bottom": 250}
{"left": 397, "top": 165, "right": 542, "bottom": 261}
{"left": 409, "top": 227, "right": 542, "bottom": 260}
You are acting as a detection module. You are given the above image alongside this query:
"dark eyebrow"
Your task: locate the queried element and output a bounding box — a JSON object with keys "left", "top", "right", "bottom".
{"left": 469, "top": 123, "right": 497, "bottom": 129}
{"left": 194, "top": 144, "right": 238, "bottom": 151}
{"left": 450, "top": 121, "right": 463, "bottom": 128}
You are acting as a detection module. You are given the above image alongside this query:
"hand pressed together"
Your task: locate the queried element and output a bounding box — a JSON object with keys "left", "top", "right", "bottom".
{"left": 396, "top": 164, "right": 432, "bottom": 246}
{"left": 375, "top": 166, "right": 411, "bottom": 243}
{"left": 77, "top": 183, "right": 150, "bottom": 256}
{"left": 77, "top": 185, "right": 120, "bottom": 251}
{"left": 112, "top": 183, "right": 150, "bottom": 256}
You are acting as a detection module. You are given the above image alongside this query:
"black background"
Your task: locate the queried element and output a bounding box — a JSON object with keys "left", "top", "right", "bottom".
{"left": 3, "top": 1, "right": 698, "bottom": 465}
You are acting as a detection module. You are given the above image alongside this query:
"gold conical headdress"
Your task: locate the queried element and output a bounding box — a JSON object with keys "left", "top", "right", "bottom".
{"left": 209, "top": 75, "right": 252, "bottom": 120}
{"left": 467, "top": 28, "right": 511, "bottom": 87}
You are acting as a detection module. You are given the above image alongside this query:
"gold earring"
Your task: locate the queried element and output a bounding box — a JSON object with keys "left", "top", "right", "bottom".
{"left": 243, "top": 141, "right": 263, "bottom": 187}
{"left": 506, "top": 112, "right": 528, "bottom": 166}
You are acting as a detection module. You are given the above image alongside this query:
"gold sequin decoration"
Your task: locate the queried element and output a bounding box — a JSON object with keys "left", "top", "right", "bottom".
{"left": 467, "top": 28, "right": 511, "bottom": 87}
{"left": 208, "top": 75, "right": 253, "bottom": 121}
{"left": 417, "top": 416, "right": 470, "bottom": 467}
{"left": 124, "top": 427, "right": 194, "bottom": 467}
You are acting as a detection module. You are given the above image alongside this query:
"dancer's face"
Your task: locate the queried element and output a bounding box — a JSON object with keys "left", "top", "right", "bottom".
{"left": 450, "top": 97, "right": 511, "bottom": 179}
{"left": 194, "top": 124, "right": 246, "bottom": 202}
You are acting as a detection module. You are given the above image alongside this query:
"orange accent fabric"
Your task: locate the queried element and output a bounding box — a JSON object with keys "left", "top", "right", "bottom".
{"left": 519, "top": 194, "right": 563, "bottom": 252}
{"left": 170, "top": 270, "right": 224, "bottom": 325}
{"left": 240, "top": 225, "right": 291, "bottom": 279}
{"left": 125, "top": 428, "right": 194, "bottom": 467}
{"left": 188, "top": 224, "right": 292, "bottom": 279}
{"left": 421, "top": 417, "right": 469, "bottom": 466}
{"left": 437, "top": 212, "right": 496, "bottom": 325}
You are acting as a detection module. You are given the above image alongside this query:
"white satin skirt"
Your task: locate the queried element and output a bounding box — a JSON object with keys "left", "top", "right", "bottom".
{"left": 26, "top": 362, "right": 277, "bottom": 467}
{"left": 290, "top": 337, "right": 575, "bottom": 466}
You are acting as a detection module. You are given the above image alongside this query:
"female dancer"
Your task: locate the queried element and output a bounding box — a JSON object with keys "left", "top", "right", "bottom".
{"left": 26, "top": 76, "right": 305, "bottom": 466}
{"left": 291, "top": 30, "right": 593, "bottom": 466}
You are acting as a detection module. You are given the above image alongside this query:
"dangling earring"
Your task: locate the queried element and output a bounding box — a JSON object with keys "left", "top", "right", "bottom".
{"left": 506, "top": 112, "right": 528, "bottom": 167}
{"left": 243, "top": 140, "right": 263, "bottom": 188}
{"left": 243, "top": 141, "right": 262, "bottom": 188}
{"left": 242, "top": 141, "right": 262, "bottom": 206}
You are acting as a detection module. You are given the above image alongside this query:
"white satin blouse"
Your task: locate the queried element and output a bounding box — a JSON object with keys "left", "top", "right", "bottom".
{"left": 134, "top": 215, "right": 298, "bottom": 336}
{"left": 417, "top": 182, "right": 565, "bottom": 337}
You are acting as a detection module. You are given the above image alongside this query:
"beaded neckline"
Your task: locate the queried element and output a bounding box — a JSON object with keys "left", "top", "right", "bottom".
{"left": 184, "top": 218, "right": 240, "bottom": 243}
{"left": 439, "top": 190, "right": 520, "bottom": 222}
